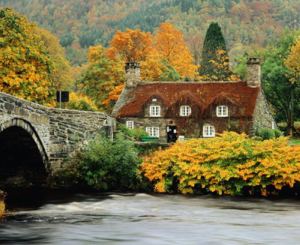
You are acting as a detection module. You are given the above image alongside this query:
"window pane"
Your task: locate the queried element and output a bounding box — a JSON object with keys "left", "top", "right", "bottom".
{"left": 216, "top": 105, "right": 228, "bottom": 117}
{"left": 145, "top": 127, "right": 159, "bottom": 137}
{"left": 180, "top": 105, "right": 191, "bottom": 116}
{"left": 150, "top": 105, "right": 161, "bottom": 117}
{"left": 203, "top": 124, "right": 215, "bottom": 137}
{"left": 126, "top": 121, "right": 134, "bottom": 129}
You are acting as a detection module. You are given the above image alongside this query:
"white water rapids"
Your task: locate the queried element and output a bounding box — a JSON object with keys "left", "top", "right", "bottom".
{"left": 1, "top": 193, "right": 300, "bottom": 244}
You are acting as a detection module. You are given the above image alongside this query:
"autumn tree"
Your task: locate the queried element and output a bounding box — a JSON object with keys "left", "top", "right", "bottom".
{"left": 140, "top": 48, "right": 163, "bottom": 80}
{"left": 0, "top": 8, "right": 55, "bottom": 104}
{"left": 155, "top": 22, "right": 197, "bottom": 79}
{"left": 199, "top": 22, "right": 231, "bottom": 80}
{"left": 285, "top": 38, "right": 300, "bottom": 84}
{"left": 102, "top": 84, "right": 124, "bottom": 109}
{"left": 76, "top": 45, "right": 124, "bottom": 110}
{"left": 107, "top": 29, "right": 153, "bottom": 62}
{"left": 284, "top": 37, "right": 300, "bottom": 135}
{"left": 36, "top": 27, "right": 73, "bottom": 90}
{"left": 106, "top": 28, "right": 164, "bottom": 81}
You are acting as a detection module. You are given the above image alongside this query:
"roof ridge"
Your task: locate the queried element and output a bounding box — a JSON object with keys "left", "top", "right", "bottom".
{"left": 138, "top": 80, "right": 245, "bottom": 85}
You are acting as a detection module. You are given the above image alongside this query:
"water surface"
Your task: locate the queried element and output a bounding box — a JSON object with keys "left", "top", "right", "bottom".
{"left": 1, "top": 193, "right": 300, "bottom": 244}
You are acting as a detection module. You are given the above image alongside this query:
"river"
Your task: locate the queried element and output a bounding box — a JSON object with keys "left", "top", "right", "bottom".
{"left": 1, "top": 193, "right": 300, "bottom": 244}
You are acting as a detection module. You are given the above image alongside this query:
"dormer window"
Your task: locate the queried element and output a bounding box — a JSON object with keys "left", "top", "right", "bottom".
{"left": 203, "top": 124, "right": 215, "bottom": 138}
{"left": 216, "top": 105, "right": 228, "bottom": 117}
{"left": 149, "top": 105, "right": 161, "bottom": 117}
{"left": 180, "top": 105, "right": 191, "bottom": 117}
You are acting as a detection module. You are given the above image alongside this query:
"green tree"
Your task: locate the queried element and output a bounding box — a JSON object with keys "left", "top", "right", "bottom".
{"left": 61, "top": 133, "right": 141, "bottom": 191}
{"left": 199, "top": 22, "right": 231, "bottom": 80}
{"left": 159, "top": 60, "right": 180, "bottom": 81}
{"left": 262, "top": 31, "right": 300, "bottom": 135}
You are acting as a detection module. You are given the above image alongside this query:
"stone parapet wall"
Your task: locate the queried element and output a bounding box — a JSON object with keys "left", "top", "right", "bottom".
{"left": 47, "top": 109, "right": 109, "bottom": 171}
{"left": 0, "top": 92, "right": 112, "bottom": 174}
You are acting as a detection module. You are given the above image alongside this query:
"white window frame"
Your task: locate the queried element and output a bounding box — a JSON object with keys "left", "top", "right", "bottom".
{"left": 149, "top": 105, "right": 161, "bottom": 117}
{"left": 180, "top": 105, "right": 192, "bottom": 117}
{"left": 216, "top": 105, "right": 229, "bottom": 117}
{"left": 203, "top": 124, "right": 215, "bottom": 138}
{"left": 146, "top": 127, "right": 160, "bottom": 138}
{"left": 126, "top": 120, "right": 134, "bottom": 129}
{"left": 271, "top": 121, "right": 276, "bottom": 130}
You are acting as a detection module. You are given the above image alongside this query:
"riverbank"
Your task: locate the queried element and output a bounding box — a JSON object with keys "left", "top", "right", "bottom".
{"left": 0, "top": 190, "right": 5, "bottom": 217}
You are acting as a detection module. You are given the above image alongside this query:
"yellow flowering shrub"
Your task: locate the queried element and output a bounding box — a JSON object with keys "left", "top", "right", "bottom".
{"left": 0, "top": 191, "right": 4, "bottom": 217}
{"left": 0, "top": 201, "right": 4, "bottom": 217}
{"left": 141, "top": 132, "right": 300, "bottom": 196}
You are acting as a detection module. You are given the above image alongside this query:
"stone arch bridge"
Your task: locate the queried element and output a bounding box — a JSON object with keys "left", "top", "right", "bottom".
{"left": 0, "top": 92, "right": 114, "bottom": 188}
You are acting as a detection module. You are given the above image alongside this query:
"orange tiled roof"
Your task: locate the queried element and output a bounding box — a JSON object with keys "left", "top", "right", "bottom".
{"left": 117, "top": 81, "right": 259, "bottom": 118}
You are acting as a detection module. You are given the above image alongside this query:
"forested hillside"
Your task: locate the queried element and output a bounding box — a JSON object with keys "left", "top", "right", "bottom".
{"left": 0, "top": 0, "right": 299, "bottom": 65}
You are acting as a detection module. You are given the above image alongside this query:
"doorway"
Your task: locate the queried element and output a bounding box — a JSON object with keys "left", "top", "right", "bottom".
{"left": 167, "top": 125, "right": 177, "bottom": 143}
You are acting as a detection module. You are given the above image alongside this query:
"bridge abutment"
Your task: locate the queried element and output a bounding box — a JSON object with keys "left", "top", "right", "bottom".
{"left": 0, "top": 92, "right": 113, "bottom": 187}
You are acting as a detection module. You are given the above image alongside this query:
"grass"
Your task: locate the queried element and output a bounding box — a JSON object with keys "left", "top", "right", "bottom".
{"left": 289, "top": 138, "right": 300, "bottom": 146}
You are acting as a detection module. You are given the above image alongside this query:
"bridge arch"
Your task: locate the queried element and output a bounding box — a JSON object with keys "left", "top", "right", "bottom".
{"left": 0, "top": 118, "right": 48, "bottom": 188}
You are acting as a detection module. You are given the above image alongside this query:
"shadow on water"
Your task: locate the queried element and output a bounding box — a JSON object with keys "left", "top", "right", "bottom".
{"left": 4, "top": 188, "right": 114, "bottom": 211}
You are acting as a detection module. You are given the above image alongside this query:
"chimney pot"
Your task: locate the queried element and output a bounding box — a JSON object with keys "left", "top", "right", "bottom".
{"left": 247, "top": 57, "right": 260, "bottom": 65}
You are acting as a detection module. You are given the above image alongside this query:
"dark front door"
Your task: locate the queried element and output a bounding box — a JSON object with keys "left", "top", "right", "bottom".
{"left": 167, "top": 126, "right": 177, "bottom": 143}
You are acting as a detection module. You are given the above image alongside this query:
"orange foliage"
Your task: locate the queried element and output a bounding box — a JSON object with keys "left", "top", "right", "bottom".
{"left": 102, "top": 84, "right": 124, "bottom": 107}
{"left": 154, "top": 23, "right": 197, "bottom": 79}
{"left": 106, "top": 23, "right": 197, "bottom": 81}
{"left": 107, "top": 29, "right": 153, "bottom": 62}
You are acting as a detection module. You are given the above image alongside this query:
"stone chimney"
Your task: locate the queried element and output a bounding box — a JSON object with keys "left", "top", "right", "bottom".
{"left": 125, "top": 62, "right": 141, "bottom": 88}
{"left": 246, "top": 58, "right": 261, "bottom": 87}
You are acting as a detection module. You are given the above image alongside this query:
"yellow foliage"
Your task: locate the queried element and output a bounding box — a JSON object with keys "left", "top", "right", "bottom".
{"left": 37, "top": 27, "right": 74, "bottom": 90}
{"left": 76, "top": 44, "right": 125, "bottom": 111}
{"left": 285, "top": 38, "right": 300, "bottom": 84}
{"left": 140, "top": 48, "right": 163, "bottom": 80}
{"left": 141, "top": 132, "right": 300, "bottom": 196}
{"left": 66, "top": 92, "right": 98, "bottom": 111}
{"left": 0, "top": 200, "right": 4, "bottom": 217}
{"left": 0, "top": 8, "right": 73, "bottom": 105}
{"left": 88, "top": 45, "right": 106, "bottom": 63}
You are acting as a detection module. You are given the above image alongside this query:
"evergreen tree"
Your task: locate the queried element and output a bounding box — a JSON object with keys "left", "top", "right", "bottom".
{"left": 199, "top": 22, "right": 231, "bottom": 80}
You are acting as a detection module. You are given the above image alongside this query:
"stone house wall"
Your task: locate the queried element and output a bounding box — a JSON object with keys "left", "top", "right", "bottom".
{"left": 121, "top": 101, "right": 254, "bottom": 142}
{"left": 252, "top": 90, "right": 275, "bottom": 133}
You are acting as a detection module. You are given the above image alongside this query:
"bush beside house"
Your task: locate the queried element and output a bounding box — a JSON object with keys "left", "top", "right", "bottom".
{"left": 57, "top": 133, "right": 145, "bottom": 191}
{"left": 141, "top": 132, "right": 300, "bottom": 196}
